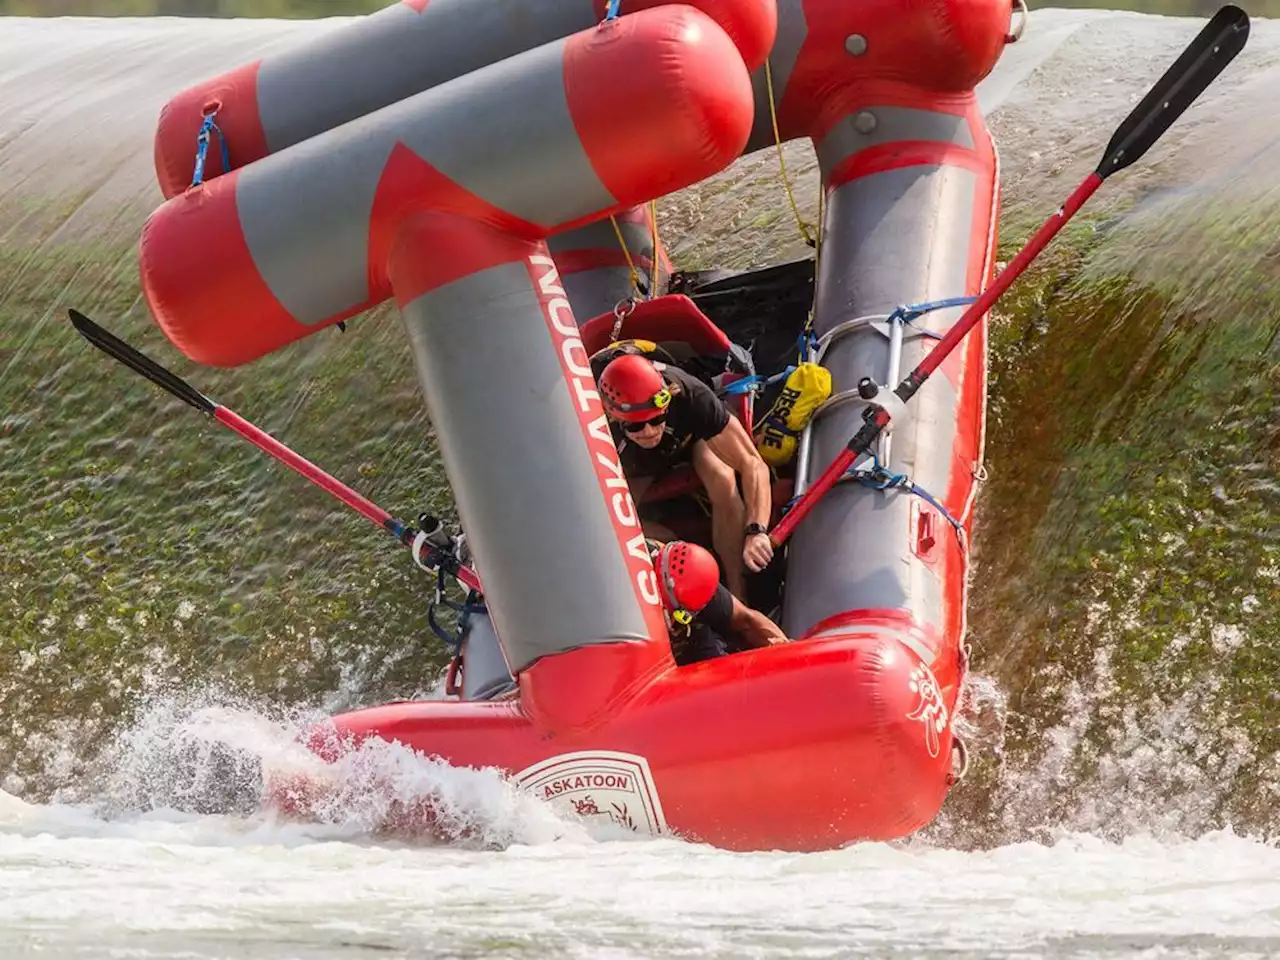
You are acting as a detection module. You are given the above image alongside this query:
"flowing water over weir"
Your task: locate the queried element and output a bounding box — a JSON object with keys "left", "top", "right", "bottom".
{"left": 3, "top": 7, "right": 1280, "bottom": 956}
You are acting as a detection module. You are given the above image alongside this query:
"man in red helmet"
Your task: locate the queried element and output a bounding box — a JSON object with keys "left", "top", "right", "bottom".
{"left": 649, "top": 539, "right": 787, "bottom": 665}
{"left": 598, "top": 353, "right": 773, "bottom": 599}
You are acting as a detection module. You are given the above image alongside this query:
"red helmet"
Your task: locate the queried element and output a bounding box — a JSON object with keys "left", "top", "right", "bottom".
{"left": 599, "top": 354, "right": 671, "bottom": 424}
{"left": 652, "top": 541, "right": 721, "bottom": 622}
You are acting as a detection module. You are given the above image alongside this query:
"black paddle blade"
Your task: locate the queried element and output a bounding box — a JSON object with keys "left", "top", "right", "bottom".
{"left": 1098, "top": 5, "right": 1249, "bottom": 179}
{"left": 68, "top": 309, "right": 214, "bottom": 415}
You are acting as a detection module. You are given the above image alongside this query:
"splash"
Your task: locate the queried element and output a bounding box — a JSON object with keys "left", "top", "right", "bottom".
{"left": 31, "top": 685, "right": 590, "bottom": 850}
{"left": 986, "top": 631, "right": 1279, "bottom": 845}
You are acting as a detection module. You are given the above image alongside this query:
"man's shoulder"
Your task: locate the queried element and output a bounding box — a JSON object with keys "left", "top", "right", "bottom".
{"left": 660, "top": 364, "right": 716, "bottom": 396}
{"left": 699, "top": 582, "right": 736, "bottom": 629}
{"left": 660, "top": 364, "right": 728, "bottom": 425}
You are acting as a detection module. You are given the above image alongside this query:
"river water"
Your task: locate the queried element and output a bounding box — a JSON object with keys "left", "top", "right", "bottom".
{"left": 4, "top": 5, "right": 1280, "bottom": 958}
{"left": 4, "top": 694, "right": 1280, "bottom": 960}
{"left": 6, "top": 812, "right": 1280, "bottom": 959}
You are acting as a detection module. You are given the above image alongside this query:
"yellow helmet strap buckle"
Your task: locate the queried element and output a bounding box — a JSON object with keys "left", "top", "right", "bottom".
{"left": 658, "top": 546, "right": 693, "bottom": 632}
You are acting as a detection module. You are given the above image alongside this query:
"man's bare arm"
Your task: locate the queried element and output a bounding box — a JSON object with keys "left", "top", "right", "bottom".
{"left": 728, "top": 595, "right": 788, "bottom": 648}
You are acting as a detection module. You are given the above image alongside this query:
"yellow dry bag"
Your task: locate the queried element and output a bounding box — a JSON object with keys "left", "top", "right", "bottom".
{"left": 753, "top": 362, "right": 832, "bottom": 467}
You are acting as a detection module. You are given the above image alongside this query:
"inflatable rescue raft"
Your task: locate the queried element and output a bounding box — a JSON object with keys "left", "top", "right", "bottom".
{"left": 138, "top": 0, "right": 1015, "bottom": 852}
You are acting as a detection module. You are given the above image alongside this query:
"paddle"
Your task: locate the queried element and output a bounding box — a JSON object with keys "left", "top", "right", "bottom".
{"left": 768, "top": 4, "right": 1250, "bottom": 548}
{"left": 67, "top": 309, "right": 484, "bottom": 594}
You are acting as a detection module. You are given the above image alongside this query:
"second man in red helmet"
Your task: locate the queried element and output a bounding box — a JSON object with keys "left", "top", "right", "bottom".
{"left": 649, "top": 539, "right": 787, "bottom": 664}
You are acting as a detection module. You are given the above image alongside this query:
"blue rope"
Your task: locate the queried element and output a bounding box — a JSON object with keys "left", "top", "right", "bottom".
{"left": 804, "top": 296, "right": 978, "bottom": 362}
{"left": 604, "top": 0, "right": 621, "bottom": 19}
{"left": 797, "top": 331, "right": 819, "bottom": 363}
{"left": 849, "top": 454, "right": 967, "bottom": 550}
{"left": 718, "top": 366, "right": 795, "bottom": 397}
{"left": 885, "top": 295, "right": 979, "bottom": 340}
{"left": 427, "top": 565, "right": 487, "bottom": 652}
{"left": 190, "top": 107, "right": 232, "bottom": 189}
{"left": 770, "top": 296, "right": 980, "bottom": 546}
{"left": 777, "top": 454, "right": 967, "bottom": 552}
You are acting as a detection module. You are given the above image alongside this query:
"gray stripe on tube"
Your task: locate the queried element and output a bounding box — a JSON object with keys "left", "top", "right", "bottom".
{"left": 401, "top": 259, "right": 652, "bottom": 674}
{"left": 236, "top": 37, "right": 615, "bottom": 326}
{"left": 255, "top": 0, "right": 599, "bottom": 154}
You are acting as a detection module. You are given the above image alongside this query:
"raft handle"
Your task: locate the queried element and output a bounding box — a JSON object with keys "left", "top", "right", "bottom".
{"left": 793, "top": 313, "right": 882, "bottom": 494}
{"left": 1007, "top": 0, "right": 1028, "bottom": 43}
{"left": 794, "top": 298, "right": 975, "bottom": 496}
{"left": 947, "top": 734, "right": 970, "bottom": 786}
{"left": 445, "top": 653, "right": 464, "bottom": 697}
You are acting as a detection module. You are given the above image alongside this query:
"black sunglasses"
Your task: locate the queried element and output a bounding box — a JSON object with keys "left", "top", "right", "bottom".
{"left": 622, "top": 414, "right": 667, "bottom": 434}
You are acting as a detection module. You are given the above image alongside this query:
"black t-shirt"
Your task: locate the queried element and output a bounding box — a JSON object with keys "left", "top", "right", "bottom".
{"left": 671, "top": 583, "right": 735, "bottom": 666}
{"left": 697, "top": 583, "right": 734, "bottom": 636}
{"left": 614, "top": 366, "right": 731, "bottom": 479}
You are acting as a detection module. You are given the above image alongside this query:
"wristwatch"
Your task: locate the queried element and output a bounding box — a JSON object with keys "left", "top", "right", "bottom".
{"left": 745, "top": 523, "right": 768, "bottom": 537}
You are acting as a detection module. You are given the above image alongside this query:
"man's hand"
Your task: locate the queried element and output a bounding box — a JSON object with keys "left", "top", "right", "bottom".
{"left": 728, "top": 593, "right": 790, "bottom": 648}
{"left": 743, "top": 531, "right": 774, "bottom": 573}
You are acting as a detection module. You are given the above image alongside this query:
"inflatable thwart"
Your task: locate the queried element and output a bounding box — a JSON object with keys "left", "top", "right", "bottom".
{"left": 132, "top": 0, "right": 1012, "bottom": 852}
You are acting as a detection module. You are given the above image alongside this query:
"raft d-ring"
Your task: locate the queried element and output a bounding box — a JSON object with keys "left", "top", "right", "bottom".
{"left": 947, "top": 735, "right": 971, "bottom": 786}
{"left": 1006, "top": 0, "right": 1028, "bottom": 43}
